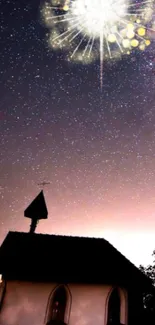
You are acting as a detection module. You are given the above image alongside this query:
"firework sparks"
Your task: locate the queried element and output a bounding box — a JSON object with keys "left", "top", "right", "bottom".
{"left": 41, "top": 0, "right": 155, "bottom": 87}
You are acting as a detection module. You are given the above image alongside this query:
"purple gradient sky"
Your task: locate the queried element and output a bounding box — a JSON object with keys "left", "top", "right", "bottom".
{"left": 1, "top": 0, "right": 155, "bottom": 267}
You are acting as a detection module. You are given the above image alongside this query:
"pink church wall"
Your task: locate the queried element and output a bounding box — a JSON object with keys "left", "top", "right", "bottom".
{"left": 0, "top": 281, "right": 127, "bottom": 325}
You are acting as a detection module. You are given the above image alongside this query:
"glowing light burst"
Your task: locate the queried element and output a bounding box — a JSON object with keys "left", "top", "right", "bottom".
{"left": 41, "top": 0, "right": 155, "bottom": 88}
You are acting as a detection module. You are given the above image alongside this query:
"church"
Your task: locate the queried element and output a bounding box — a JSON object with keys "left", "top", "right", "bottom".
{"left": 0, "top": 191, "right": 153, "bottom": 325}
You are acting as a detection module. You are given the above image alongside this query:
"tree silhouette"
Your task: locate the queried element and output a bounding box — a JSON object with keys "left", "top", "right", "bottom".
{"left": 139, "top": 250, "right": 155, "bottom": 325}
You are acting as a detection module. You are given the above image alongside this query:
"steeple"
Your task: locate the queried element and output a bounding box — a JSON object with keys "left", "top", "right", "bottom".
{"left": 24, "top": 190, "right": 48, "bottom": 234}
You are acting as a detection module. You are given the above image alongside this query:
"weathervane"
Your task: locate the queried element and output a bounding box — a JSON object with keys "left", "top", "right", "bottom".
{"left": 24, "top": 190, "right": 48, "bottom": 234}
{"left": 38, "top": 181, "right": 51, "bottom": 188}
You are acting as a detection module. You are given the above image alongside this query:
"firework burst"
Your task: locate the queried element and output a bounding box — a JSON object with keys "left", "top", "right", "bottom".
{"left": 41, "top": 0, "right": 155, "bottom": 88}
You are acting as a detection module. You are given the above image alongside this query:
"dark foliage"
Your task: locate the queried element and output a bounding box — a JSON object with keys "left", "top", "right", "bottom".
{"left": 139, "top": 251, "right": 155, "bottom": 325}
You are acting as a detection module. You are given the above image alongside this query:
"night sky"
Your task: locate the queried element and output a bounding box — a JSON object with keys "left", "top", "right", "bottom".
{"left": 1, "top": 0, "right": 155, "bottom": 267}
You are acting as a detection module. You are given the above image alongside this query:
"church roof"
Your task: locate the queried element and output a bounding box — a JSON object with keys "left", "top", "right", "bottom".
{"left": 0, "top": 231, "right": 152, "bottom": 290}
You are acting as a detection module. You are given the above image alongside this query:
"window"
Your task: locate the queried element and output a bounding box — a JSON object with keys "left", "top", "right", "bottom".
{"left": 107, "top": 288, "right": 121, "bottom": 325}
{"left": 47, "top": 286, "right": 67, "bottom": 325}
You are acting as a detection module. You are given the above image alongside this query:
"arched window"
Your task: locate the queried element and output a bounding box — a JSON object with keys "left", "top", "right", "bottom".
{"left": 47, "top": 286, "right": 67, "bottom": 325}
{"left": 107, "top": 288, "right": 121, "bottom": 325}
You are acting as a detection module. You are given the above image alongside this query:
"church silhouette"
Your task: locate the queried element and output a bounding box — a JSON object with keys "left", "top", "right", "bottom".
{"left": 0, "top": 191, "right": 153, "bottom": 325}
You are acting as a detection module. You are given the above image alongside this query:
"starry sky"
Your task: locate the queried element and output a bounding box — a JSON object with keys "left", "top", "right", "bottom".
{"left": 1, "top": 0, "right": 155, "bottom": 267}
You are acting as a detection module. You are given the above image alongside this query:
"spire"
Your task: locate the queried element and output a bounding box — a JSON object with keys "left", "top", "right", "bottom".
{"left": 24, "top": 190, "right": 48, "bottom": 234}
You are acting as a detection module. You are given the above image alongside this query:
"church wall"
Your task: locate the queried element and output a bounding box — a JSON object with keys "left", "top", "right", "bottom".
{"left": 0, "top": 281, "right": 127, "bottom": 325}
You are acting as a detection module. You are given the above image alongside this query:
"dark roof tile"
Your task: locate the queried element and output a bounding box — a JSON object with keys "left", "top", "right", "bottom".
{"left": 0, "top": 231, "right": 152, "bottom": 290}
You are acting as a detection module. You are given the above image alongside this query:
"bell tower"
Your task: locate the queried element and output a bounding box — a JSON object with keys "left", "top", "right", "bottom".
{"left": 24, "top": 190, "right": 48, "bottom": 233}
